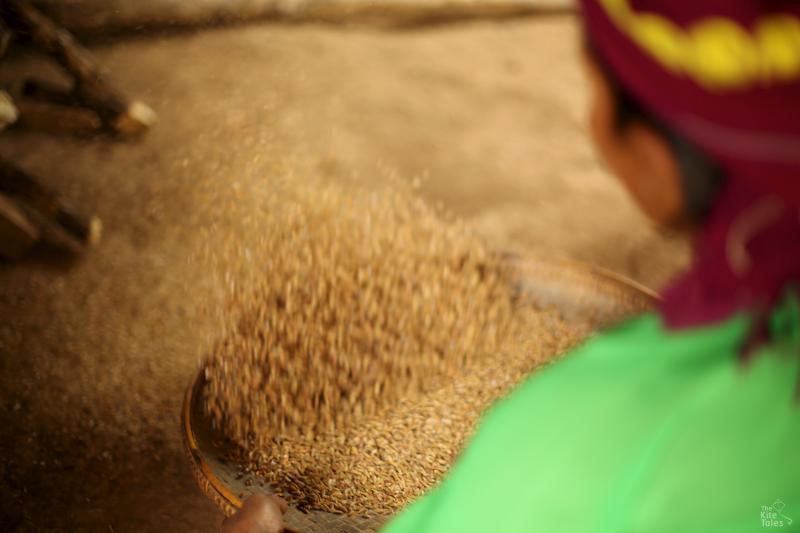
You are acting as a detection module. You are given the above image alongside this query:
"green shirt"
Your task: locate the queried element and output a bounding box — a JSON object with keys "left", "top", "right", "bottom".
{"left": 382, "top": 295, "right": 800, "bottom": 533}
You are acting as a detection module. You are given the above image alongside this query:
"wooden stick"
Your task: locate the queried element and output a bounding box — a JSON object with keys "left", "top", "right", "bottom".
{"left": 0, "top": 90, "right": 19, "bottom": 130}
{"left": 0, "top": 191, "right": 39, "bottom": 259}
{"left": 0, "top": 157, "right": 101, "bottom": 246}
{"left": 27, "top": 0, "right": 575, "bottom": 35}
{"left": 0, "top": 19, "right": 11, "bottom": 59}
{"left": 18, "top": 78, "right": 105, "bottom": 135}
{"left": 298, "top": 0, "right": 575, "bottom": 26}
{"left": 15, "top": 100, "right": 103, "bottom": 136}
{"left": 3, "top": 0, "right": 156, "bottom": 136}
{"left": 22, "top": 76, "right": 76, "bottom": 107}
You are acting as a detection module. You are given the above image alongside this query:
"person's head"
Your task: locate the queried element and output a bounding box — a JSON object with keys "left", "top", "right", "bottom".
{"left": 582, "top": 43, "right": 722, "bottom": 229}
{"left": 579, "top": 1, "right": 800, "bottom": 333}
{"left": 578, "top": 1, "right": 800, "bottom": 228}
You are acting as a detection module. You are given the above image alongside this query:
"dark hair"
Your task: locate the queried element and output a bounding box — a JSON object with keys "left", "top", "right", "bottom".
{"left": 585, "top": 41, "right": 724, "bottom": 222}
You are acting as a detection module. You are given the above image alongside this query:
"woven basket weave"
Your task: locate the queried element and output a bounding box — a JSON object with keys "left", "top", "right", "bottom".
{"left": 182, "top": 255, "right": 657, "bottom": 532}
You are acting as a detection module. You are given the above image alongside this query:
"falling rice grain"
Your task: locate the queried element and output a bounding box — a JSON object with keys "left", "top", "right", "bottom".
{"left": 203, "top": 181, "right": 583, "bottom": 516}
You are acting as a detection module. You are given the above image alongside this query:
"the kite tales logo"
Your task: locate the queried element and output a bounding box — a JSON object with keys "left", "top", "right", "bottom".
{"left": 762, "top": 500, "right": 792, "bottom": 529}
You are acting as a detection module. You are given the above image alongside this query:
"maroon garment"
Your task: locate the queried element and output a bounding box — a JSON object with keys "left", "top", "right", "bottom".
{"left": 662, "top": 182, "right": 800, "bottom": 328}
{"left": 580, "top": 0, "right": 800, "bottom": 328}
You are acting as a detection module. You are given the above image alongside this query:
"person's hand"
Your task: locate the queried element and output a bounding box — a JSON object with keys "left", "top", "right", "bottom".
{"left": 221, "top": 493, "right": 288, "bottom": 533}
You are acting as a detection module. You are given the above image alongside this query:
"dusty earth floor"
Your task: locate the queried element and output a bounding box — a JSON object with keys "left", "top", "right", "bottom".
{"left": 0, "top": 17, "right": 688, "bottom": 532}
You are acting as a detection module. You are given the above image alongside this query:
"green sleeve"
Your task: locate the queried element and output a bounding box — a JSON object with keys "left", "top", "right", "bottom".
{"left": 381, "top": 308, "right": 800, "bottom": 533}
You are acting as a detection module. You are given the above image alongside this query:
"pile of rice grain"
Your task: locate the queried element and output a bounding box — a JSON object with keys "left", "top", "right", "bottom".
{"left": 202, "top": 182, "right": 579, "bottom": 515}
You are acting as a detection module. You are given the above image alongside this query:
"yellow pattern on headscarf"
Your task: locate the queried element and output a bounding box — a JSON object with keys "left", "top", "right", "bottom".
{"left": 600, "top": 0, "right": 800, "bottom": 90}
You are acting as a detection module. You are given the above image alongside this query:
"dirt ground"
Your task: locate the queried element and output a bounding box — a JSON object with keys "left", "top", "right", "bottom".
{"left": 0, "top": 17, "right": 688, "bottom": 532}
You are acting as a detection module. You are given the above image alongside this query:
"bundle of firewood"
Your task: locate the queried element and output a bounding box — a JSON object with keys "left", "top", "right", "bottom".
{"left": 0, "top": 0, "right": 157, "bottom": 259}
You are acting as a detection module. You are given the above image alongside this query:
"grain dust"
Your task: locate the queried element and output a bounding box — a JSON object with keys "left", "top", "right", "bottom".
{"left": 202, "top": 181, "right": 581, "bottom": 515}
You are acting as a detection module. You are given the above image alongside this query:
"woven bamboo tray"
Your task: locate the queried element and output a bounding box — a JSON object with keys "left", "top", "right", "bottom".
{"left": 182, "top": 255, "right": 657, "bottom": 532}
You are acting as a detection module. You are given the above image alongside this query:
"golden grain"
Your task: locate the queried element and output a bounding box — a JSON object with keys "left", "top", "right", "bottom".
{"left": 202, "top": 181, "right": 582, "bottom": 516}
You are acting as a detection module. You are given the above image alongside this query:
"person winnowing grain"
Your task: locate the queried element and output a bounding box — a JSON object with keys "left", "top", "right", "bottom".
{"left": 226, "top": 2, "right": 800, "bottom": 531}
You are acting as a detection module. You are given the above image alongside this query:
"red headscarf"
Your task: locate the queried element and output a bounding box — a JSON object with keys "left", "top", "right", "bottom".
{"left": 580, "top": 0, "right": 800, "bottom": 330}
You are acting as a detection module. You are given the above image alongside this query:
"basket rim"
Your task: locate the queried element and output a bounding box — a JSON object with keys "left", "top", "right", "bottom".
{"left": 182, "top": 373, "right": 243, "bottom": 516}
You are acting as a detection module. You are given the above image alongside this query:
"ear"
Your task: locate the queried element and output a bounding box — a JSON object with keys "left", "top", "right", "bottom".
{"left": 619, "top": 123, "right": 686, "bottom": 226}
{"left": 582, "top": 49, "right": 688, "bottom": 227}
